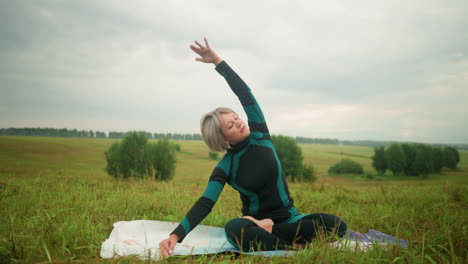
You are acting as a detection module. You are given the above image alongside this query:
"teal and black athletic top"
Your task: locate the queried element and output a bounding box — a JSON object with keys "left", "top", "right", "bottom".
{"left": 171, "top": 61, "right": 298, "bottom": 242}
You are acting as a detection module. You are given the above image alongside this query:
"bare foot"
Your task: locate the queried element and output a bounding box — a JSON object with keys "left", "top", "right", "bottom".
{"left": 242, "top": 216, "right": 274, "bottom": 233}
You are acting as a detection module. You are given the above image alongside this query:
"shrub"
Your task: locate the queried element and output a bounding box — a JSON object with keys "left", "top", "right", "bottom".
{"left": 105, "top": 142, "right": 122, "bottom": 177}
{"left": 271, "top": 135, "right": 304, "bottom": 182}
{"left": 328, "top": 159, "right": 364, "bottom": 175}
{"left": 105, "top": 132, "right": 150, "bottom": 179}
{"left": 443, "top": 146, "right": 459, "bottom": 169}
{"left": 432, "top": 147, "right": 444, "bottom": 173}
{"left": 147, "top": 138, "right": 177, "bottom": 181}
{"left": 371, "top": 146, "right": 387, "bottom": 174}
{"left": 208, "top": 152, "right": 218, "bottom": 160}
{"left": 301, "top": 164, "right": 316, "bottom": 182}
{"left": 413, "top": 144, "right": 433, "bottom": 176}
{"left": 174, "top": 143, "right": 181, "bottom": 152}
{"left": 365, "top": 171, "right": 375, "bottom": 179}
{"left": 401, "top": 144, "right": 418, "bottom": 176}
{"left": 385, "top": 143, "right": 406, "bottom": 175}
{"left": 105, "top": 132, "right": 177, "bottom": 180}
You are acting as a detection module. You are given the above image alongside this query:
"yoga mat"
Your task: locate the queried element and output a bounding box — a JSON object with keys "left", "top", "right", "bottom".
{"left": 100, "top": 220, "right": 408, "bottom": 260}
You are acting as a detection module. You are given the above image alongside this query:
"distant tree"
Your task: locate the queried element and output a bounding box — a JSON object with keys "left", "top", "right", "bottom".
{"left": 443, "top": 146, "right": 459, "bottom": 169}
{"left": 385, "top": 143, "right": 406, "bottom": 175}
{"left": 119, "top": 132, "right": 150, "bottom": 178}
{"left": 413, "top": 144, "right": 433, "bottom": 176}
{"left": 328, "top": 159, "right": 364, "bottom": 175}
{"left": 104, "top": 132, "right": 177, "bottom": 180}
{"left": 301, "top": 164, "right": 317, "bottom": 182}
{"left": 401, "top": 144, "right": 418, "bottom": 176}
{"left": 95, "top": 131, "right": 107, "bottom": 138}
{"left": 272, "top": 135, "right": 304, "bottom": 182}
{"left": 145, "top": 132, "right": 153, "bottom": 139}
{"left": 108, "top": 131, "right": 125, "bottom": 139}
{"left": 147, "top": 138, "right": 177, "bottom": 181}
{"left": 208, "top": 152, "right": 218, "bottom": 160}
{"left": 174, "top": 143, "right": 181, "bottom": 152}
{"left": 371, "top": 146, "right": 387, "bottom": 174}
{"left": 105, "top": 142, "right": 123, "bottom": 177}
{"left": 432, "top": 147, "right": 444, "bottom": 173}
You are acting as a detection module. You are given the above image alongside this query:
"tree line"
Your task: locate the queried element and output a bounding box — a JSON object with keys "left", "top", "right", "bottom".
{"left": 372, "top": 143, "right": 460, "bottom": 177}
{"left": 0, "top": 127, "right": 107, "bottom": 138}
{"left": 296, "top": 136, "right": 468, "bottom": 150}
{"left": 0, "top": 128, "right": 202, "bottom": 140}
{"left": 2, "top": 127, "right": 466, "bottom": 150}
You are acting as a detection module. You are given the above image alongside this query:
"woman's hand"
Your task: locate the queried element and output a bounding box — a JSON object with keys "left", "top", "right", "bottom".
{"left": 159, "top": 234, "right": 179, "bottom": 257}
{"left": 190, "top": 37, "right": 223, "bottom": 66}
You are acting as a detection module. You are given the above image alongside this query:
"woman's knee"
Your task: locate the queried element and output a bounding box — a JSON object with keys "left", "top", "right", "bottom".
{"left": 224, "top": 218, "right": 254, "bottom": 249}
{"left": 302, "top": 213, "right": 347, "bottom": 238}
{"left": 334, "top": 216, "right": 347, "bottom": 238}
{"left": 322, "top": 214, "right": 348, "bottom": 237}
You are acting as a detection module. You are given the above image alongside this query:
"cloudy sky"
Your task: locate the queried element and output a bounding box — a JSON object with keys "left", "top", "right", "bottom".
{"left": 1, "top": 0, "right": 467, "bottom": 144}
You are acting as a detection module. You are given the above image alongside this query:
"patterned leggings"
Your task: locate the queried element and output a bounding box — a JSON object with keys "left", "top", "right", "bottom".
{"left": 224, "top": 213, "right": 347, "bottom": 251}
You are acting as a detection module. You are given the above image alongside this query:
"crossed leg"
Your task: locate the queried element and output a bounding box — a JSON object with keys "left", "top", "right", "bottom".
{"left": 225, "top": 213, "right": 347, "bottom": 252}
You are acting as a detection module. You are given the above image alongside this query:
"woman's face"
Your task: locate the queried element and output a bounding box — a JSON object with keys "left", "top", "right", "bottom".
{"left": 220, "top": 112, "right": 250, "bottom": 145}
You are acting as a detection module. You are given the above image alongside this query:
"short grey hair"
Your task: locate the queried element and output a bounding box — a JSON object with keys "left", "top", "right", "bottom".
{"left": 200, "top": 107, "right": 236, "bottom": 152}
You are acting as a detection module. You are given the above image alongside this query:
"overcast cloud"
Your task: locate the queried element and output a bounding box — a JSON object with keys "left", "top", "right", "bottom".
{"left": 1, "top": 0, "right": 467, "bottom": 144}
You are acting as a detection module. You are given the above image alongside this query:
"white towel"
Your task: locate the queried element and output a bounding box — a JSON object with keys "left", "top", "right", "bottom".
{"left": 100, "top": 220, "right": 408, "bottom": 260}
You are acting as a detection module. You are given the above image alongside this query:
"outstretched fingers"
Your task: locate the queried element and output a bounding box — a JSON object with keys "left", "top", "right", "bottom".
{"left": 204, "top": 37, "right": 210, "bottom": 49}
{"left": 194, "top": 40, "right": 204, "bottom": 49}
{"left": 190, "top": 44, "right": 201, "bottom": 54}
{"left": 189, "top": 37, "right": 220, "bottom": 64}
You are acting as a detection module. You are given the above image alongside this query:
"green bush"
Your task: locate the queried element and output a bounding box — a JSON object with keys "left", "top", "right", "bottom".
{"left": 208, "top": 152, "right": 218, "bottom": 160}
{"left": 272, "top": 135, "right": 304, "bottom": 182}
{"left": 328, "top": 159, "right": 364, "bottom": 175}
{"left": 105, "top": 132, "right": 149, "bottom": 178}
{"left": 380, "top": 143, "right": 459, "bottom": 177}
{"left": 371, "top": 146, "right": 387, "bottom": 174}
{"left": 401, "top": 144, "right": 417, "bottom": 176}
{"left": 443, "top": 146, "right": 459, "bottom": 169}
{"left": 271, "top": 135, "right": 316, "bottom": 182}
{"left": 105, "top": 132, "right": 177, "bottom": 180}
{"left": 432, "top": 147, "right": 444, "bottom": 173}
{"left": 104, "top": 142, "right": 122, "bottom": 177}
{"left": 174, "top": 143, "right": 181, "bottom": 152}
{"left": 301, "top": 164, "right": 316, "bottom": 182}
{"left": 147, "top": 138, "right": 177, "bottom": 181}
{"left": 413, "top": 144, "right": 433, "bottom": 176}
{"left": 385, "top": 143, "right": 406, "bottom": 175}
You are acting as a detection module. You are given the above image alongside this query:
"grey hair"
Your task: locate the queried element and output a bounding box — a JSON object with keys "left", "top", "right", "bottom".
{"left": 200, "top": 107, "right": 236, "bottom": 152}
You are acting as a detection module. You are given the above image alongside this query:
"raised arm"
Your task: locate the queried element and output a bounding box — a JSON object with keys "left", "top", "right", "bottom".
{"left": 192, "top": 38, "right": 269, "bottom": 135}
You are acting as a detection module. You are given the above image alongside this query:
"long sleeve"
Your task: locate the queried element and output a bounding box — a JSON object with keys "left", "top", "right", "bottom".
{"left": 170, "top": 158, "right": 230, "bottom": 242}
{"left": 215, "top": 61, "right": 269, "bottom": 135}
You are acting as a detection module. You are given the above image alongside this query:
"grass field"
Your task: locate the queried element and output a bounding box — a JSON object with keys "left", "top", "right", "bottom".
{"left": 0, "top": 136, "right": 467, "bottom": 263}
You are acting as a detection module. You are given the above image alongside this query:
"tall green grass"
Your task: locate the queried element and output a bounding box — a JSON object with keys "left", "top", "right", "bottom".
{"left": 0, "top": 136, "right": 466, "bottom": 263}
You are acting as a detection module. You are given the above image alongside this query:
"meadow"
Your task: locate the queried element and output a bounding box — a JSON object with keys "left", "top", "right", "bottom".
{"left": 0, "top": 136, "right": 466, "bottom": 263}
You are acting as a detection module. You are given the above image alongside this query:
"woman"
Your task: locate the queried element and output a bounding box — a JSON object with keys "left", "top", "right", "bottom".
{"left": 159, "top": 38, "right": 347, "bottom": 257}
